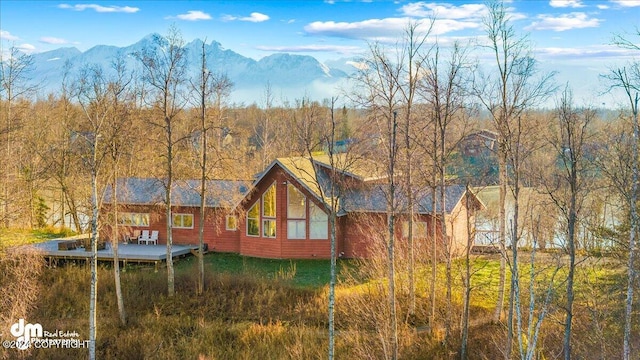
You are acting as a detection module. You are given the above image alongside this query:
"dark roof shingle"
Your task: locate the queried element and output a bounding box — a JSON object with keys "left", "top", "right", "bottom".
{"left": 104, "top": 178, "right": 249, "bottom": 208}
{"left": 340, "top": 184, "right": 467, "bottom": 215}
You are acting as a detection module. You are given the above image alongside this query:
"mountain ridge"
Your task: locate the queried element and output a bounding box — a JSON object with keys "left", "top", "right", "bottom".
{"left": 27, "top": 34, "right": 356, "bottom": 104}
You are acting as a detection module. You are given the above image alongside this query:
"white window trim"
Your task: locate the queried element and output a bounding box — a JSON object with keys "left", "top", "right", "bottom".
{"left": 262, "top": 219, "right": 277, "bottom": 238}
{"left": 226, "top": 215, "right": 238, "bottom": 231}
{"left": 262, "top": 182, "right": 277, "bottom": 218}
{"left": 172, "top": 213, "right": 194, "bottom": 229}
{"left": 287, "top": 220, "right": 306, "bottom": 240}
{"left": 309, "top": 202, "right": 328, "bottom": 240}
{"left": 118, "top": 212, "right": 150, "bottom": 227}
{"left": 247, "top": 202, "right": 260, "bottom": 237}
{"left": 261, "top": 182, "right": 277, "bottom": 238}
{"left": 287, "top": 184, "right": 307, "bottom": 239}
{"left": 287, "top": 184, "right": 306, "bottom": 219}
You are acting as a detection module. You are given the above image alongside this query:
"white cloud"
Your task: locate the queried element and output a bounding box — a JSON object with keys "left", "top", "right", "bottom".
{"left": 549, "top": 0, "right": 586, "bottom": 8}
{"left": 526, "top": 12, "right": 601, "bottom": 31}
{"left": 304, "top": 16, "right": 477, "bottom": 41}
{"left": 58, "top": 3, "right": 139, "bottom": 13}
{"left": 256, "top": 44, "right": 362, "bottom": 54}
{"left": 536, "top": 45, "right": 636, "bottom": 59}
{"left": 401, "top": 2, "right": 488, "bottom": 19}
{"left": 16, "top": 43, "right": 36, "bottom": 54}
{"left": 610, "top": 0, "right": 640, "bottom": 6}
{"left": 346, "top": 60, "right": 368, "bottom": 70}
{"left": 40, "top": 36, "right": 69, "bottom": 45}
{"left": 305, "top": 18, "right": 410, "bottom": 40}
{"left": 597, "top": 4, "right": 610, "bottom": 9}
{"left": 222, "top": 12, "right": 270, "bottom": 23}
{"left": 174, "top": 10, "right": 211, "bottom": 21}
{"left": 0, "top": 30, "right": 20, "bottom": 41}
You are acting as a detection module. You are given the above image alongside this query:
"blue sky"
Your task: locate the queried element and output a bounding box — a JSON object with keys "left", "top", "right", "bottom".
{"left": 1, "top": 0, "right": 639, "bottom": 105}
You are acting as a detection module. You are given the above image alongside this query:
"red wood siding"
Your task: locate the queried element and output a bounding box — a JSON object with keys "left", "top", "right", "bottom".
{"left": 100, "top": 205, "right": 240, "bottom": 251}
{"left": 238, "top": 165, "right": 334, "bottom": 259}
{"left": 100, "top": 166, "right": 476, "bottom": 260}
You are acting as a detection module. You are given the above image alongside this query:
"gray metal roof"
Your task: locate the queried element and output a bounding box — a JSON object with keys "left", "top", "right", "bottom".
{"left": 104, "top": 178, "right": 249, "bottom": 208}
{"left": 340, "top": 184, "right": 467, "bottom": 215}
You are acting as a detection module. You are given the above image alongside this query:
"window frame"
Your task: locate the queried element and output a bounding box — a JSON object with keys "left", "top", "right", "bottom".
{"left": 262, "top": 183, "right": 277, "bottom": 218}
{"left": 118, "top": 212, "right": 150, "bottom": 227}
{"left": 287, "top": 220, "right": 306, "bottom": 239}
{"left": 309, "top": 202, "right": 328, "bottom": 240}
{"left": 247, "top": 202, "right": 260, "bottom": 237}
{"left": 261, "top": 183, "right": 277, "bottom": 238}
{"left": 226, "top": 215, "right": 238, "bottom": 231}
{"left": 263, "top": 219, "right": 277, "bottom": 238}
{"left": 172, "top": 213, "right": 194, "bottom": 229}
{"left": 402, "top": 220, "right": 429, "bottom": 239}
{"left": 287, "top": 184, "right": 307, "bottom": 239}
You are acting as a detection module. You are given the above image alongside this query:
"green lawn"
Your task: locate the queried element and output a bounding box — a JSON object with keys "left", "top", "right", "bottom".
{"left": 175, "top": 252, "right": 350, "bottom": 288}
{"left": 0, "top": 227, "right": 74, "bottom": 248}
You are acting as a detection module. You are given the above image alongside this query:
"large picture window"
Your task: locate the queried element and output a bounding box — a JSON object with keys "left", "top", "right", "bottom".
{"left": 172, "top": 214, "right": 194, "bottom": 229}
{"left": 309, "top": 202, "right": 328, "bottom": 239}
{"left": 247, "top": 203, "right": 260, "bottom": 236}
{"left": 287, "top": 184, "right": 306, "bottom": 218}
{"left": 262, "top": 184, "right": 276, "bottom": 238}
{"left": 118, "top": 213, "right": 150, "bottom": 227}
{"left": 262, "top": 184, "right": 276, "bottom": 217}
{"left": 287, "top": 184, "right": 306, "bottom": 239}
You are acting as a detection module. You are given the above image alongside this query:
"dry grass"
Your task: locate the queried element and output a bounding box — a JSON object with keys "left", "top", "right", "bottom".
{"left": 0, "top": 239, "right": 636, "bottom": 359}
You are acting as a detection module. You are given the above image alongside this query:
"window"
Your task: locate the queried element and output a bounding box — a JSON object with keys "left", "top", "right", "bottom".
{"left": 262, "top": 184, "right": 276, "bottom": 238}
{"left": 247, "top": 203, "right": 260, "bottom": 236}
{"left": 226, "top": 215, "right": 237, "bottom": 231}
{"left": 309, "top": 202, "right": 328, "bottom": 239}
{"left": 402, "top": 220, "right": 428, "bottom": 239}
{"left": 287, "top": 184, "right": 306, "bottom": 239}
{"left": 287, "top": 184, "right": 306, "bottom": 218}
{"left": 172, "top": 214, "right": 194, "bottom": 229}
{"left": 263, "top": 219, "right": 276, "bottom": 238}
{"left": 118, "top": 213, "right": 150, "bottom": 227}
{"left": 288, "top": 220, "right": 306, "bottom": 239}
{"left": 262, "top": 184, "right": 276, "bottom": 217}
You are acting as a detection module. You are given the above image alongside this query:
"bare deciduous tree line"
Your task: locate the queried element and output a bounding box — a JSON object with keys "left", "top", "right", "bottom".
{"left": 1, "top": 2, "right": 639, "bottom": 358}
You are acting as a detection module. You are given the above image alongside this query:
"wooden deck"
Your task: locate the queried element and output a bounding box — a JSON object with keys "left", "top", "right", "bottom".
{"left": 25, "top": 236, "right": 198, "bottom": 265}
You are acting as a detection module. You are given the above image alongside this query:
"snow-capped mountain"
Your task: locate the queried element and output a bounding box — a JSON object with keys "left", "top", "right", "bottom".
{"left": 27, "top": 34, "right": 357, "bottom": 104}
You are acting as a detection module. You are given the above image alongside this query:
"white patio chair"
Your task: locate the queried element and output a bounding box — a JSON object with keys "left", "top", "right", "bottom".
{"left": 148, "top": 231, "right": 158, "bottom": 245}
{"left": 137, "top": 230, "right": 150, "bottom": 244}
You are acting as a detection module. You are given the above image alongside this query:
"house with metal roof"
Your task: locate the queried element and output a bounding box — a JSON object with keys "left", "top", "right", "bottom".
{"left": 103, "top": 156, "right": 483, "bottom": 259}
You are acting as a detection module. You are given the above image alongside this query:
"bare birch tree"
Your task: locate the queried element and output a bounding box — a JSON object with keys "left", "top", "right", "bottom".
{"left": 396, "top": 22, "right": 431, "bottom": 317}
{"left": 135, "top": 26, "right": 189, "bottom": 297}
{"left": 191, "top": 41, "right": 233, "bottom": 295}
{"left": 75, "top": 63, "right": 113, "bottom": 360}
{"left": 547, "top": 86, "right": 596, "bottom": 359}
{"left": 289, "top": 96, "right": 353, "bottom": 360}
{"left": 602, "top": 35, "right": 639, "bottom": 357}
{"left": 475, "top": 3, "right": 555, "bottom": 357}
{"left": 104, "top": 55, "right": 134, "bottom": 325}
{"left": 420, "top": 40, "right": 472, "bottom": 344}
{"left": 0, "top": 46, "right": 36, "bottom": 228}
{"left": 351, "top": 40, "right": 403, "bottom": 360}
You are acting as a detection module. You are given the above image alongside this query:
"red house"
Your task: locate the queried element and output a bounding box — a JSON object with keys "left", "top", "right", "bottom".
{"left": 103, "top": 156, "right": 482, "bottom": 259}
